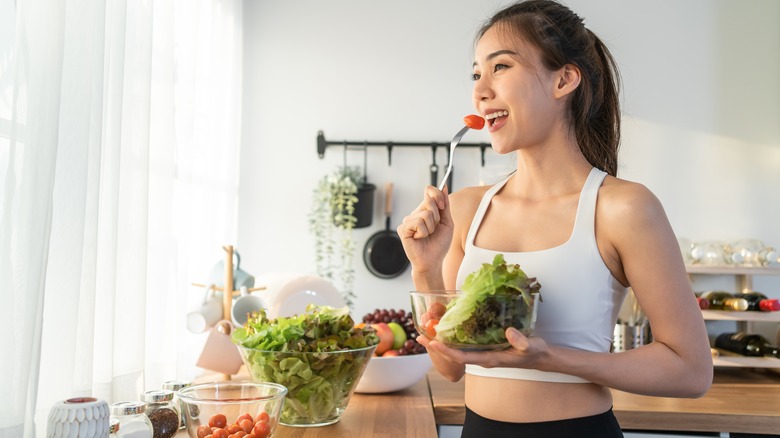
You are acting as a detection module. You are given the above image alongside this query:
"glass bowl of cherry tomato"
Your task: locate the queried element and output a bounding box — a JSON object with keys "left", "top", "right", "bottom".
{"left": 177, "top": 381, "right": 286, "bottom": 438}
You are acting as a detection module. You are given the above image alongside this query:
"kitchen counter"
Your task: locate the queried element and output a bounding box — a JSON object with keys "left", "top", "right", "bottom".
{"left": 180, "top": 367, "right": 780, "bottom": 436}
{"left": 428, "top": 367, "right": 780, "bottom": 435}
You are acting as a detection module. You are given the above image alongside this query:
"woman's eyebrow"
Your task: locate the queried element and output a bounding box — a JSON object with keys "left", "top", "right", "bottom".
{"left": 473, "top": 49, "right": 519, "bottom": 67}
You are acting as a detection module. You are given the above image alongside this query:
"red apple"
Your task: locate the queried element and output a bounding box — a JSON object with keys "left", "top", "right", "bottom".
{"left": 381, "top": 349, "right": 400, "bottom": 357}
{"left": 370, "top": 322, "right": 394, "bottom": 355}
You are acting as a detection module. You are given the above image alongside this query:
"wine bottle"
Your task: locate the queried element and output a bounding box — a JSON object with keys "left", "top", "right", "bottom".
{"left": 714, "top": 332, "right": 780, "bottom": 358}
{"left": 699, "top": 290, "right": 748, "bottom": 311}
{"left": 741, "top": 291, "right": 780, "bottom": 312}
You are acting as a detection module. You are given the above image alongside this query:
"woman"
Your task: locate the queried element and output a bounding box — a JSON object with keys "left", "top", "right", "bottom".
{"left": 397, "top": 1, "right": 713, "bottom": 436}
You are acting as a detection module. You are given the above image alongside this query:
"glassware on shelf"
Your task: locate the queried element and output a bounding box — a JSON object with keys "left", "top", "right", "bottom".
{"left": 689, "top": 241, "right": 727, "bottom": 266}
{"left": 724, "top": 239, "right": 780, "bottom": 267}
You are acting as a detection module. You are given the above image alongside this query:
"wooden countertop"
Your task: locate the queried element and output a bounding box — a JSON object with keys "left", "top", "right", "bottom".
{"left": 428, "top": 367, "right": 780, "bottom": 435}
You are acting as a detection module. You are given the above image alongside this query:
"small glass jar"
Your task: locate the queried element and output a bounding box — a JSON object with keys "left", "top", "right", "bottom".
{"left": 110, "top": 401, "right": 153, "bottom": 438}
{"left": 161, "top": 380, "right": 190, "bottom": 429}
{"left": 142, "top": 390, "right": 180, "bottom": 438}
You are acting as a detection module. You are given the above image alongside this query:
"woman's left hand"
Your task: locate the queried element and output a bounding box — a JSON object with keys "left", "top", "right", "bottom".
{"left": 424, "top": 327, "right": 551, "bottom": 369}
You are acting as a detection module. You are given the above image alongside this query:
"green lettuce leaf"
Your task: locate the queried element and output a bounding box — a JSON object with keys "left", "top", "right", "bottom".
{"left": 435, "top": 254, "right": 541, "bottom": 345}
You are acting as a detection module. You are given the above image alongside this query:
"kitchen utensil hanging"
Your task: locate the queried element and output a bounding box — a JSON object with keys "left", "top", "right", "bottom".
{"left": 363, "top": 182, "right": 409, "bottom": 279}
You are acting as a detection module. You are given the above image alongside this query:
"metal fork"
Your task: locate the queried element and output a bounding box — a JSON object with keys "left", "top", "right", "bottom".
{"left": 437, "top": 125, "right": 472, "bottom": 191}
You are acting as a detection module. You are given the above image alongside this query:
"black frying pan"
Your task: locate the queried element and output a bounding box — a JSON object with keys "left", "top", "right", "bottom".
{"left": 363, "top": 183, "right": 409, "bottom": 279}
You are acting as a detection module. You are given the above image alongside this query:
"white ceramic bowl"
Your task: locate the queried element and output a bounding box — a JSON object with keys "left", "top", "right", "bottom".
{"left": 354, "top": 353, "right": 432, "bottom": 394}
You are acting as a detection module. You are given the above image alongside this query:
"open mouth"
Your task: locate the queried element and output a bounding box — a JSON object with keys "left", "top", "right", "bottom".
{"left": 485, "top": 110, "right": 509, "bottom": 128}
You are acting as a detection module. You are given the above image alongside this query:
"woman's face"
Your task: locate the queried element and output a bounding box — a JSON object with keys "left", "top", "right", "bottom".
{"left": 472, "top": 25, "right": 560, "bottom": 155}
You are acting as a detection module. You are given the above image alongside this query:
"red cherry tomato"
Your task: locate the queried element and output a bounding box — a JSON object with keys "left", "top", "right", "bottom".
{"left": 239, "top": 418, "right": 254, "bottom": 434}
{"left": 424, "top": 319, "right": 439, "bottom": 338}
{"left": 428, "top": 302, "right": 447, "bottom": 319}
{"left": 212, "top": 429, "right": 229, "bottom": 438}
{"left": 197, "top": 425, "right": 212, "bottom": 438}
{"left": 463, "top": 114, "right": 485, "bottom": 130}
{"left": 209, "top": 414, "right": 228, "bottom": 428}
{"left": 236, "top": 413, "right": 253, "bottom": 425}
{"left": 254, "top": 412, "right": 270, "bottom": 425}
{"left": 252, "top": 420, "right": 270, "bottom": 438}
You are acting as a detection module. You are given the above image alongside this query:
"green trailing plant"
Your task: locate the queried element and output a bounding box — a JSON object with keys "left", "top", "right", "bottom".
{"left": 309, "top": 166, "right": 362, "bottom": 308}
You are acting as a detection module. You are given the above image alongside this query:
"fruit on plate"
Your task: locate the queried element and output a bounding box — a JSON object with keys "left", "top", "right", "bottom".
{"left": 362, "top": 308, "right": 426, "bottom": 356}
{"left": 387, "top": 322, "right": 407, "bottom": 350}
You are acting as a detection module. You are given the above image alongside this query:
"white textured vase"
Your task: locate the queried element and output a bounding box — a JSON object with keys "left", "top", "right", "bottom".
{"left": 47, "top": 397, "right": 110, "bottom": 438}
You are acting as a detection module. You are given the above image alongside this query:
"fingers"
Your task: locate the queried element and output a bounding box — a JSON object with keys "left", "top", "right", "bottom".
{"left": 397, "top": 186, "right": 449, "bottom": 240}
{"left": 505, "top": 328, "right": 531, "bottom": 352}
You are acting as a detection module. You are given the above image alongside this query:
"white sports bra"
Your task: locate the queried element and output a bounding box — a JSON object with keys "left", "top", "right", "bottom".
{"left": 457, "top": 168, "right": 627, "bottom": 383}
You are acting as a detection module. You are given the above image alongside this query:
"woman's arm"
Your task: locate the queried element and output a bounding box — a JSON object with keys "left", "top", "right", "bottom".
{"left": 398, "top": 186, "right": 484, "bottom": 381}
{"left": 425, "top": 181, "right": 713, "bottom": 396}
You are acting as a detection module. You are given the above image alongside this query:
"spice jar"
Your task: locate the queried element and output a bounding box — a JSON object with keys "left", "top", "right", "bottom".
{"left": 110, "top": 402, "right": 153, "bottom": 438}
{"left": 161, "top": 380, "right": 190, "bottom": 429}
{"left": 142, "top": 390, "right": 179, "bottom": 438}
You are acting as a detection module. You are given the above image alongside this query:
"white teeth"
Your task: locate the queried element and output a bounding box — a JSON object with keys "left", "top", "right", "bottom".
{"left": 485, "top": 110, "right": 509, "bottom": 120}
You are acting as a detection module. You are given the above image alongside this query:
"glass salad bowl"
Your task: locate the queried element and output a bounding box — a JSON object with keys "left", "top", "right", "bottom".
{"left": 410, "top": 290, "right": 539, "bottom": 351}
{"left": 232, "top": 305, "right": 379, "bottom": 427}
{"left": 235, "top": 345, "right": 376, "bottom": 427}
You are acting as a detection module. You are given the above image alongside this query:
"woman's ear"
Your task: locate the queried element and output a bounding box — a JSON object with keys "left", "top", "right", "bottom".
{"left": 553, "top": 64, "right": 581, "bottom": 99}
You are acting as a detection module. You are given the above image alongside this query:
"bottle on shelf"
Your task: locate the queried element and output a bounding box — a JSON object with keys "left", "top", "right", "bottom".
{"left": 694, "top": 294, "right": 710, "bottom": 310}
{"left": 699, "top": 290, "right": 748, "bottom": 311}
{"left": 714, "top": 332, "right": 780, "bottom": 358}
{"left": 741, "top": 291, "right": 780, "bottom": 312}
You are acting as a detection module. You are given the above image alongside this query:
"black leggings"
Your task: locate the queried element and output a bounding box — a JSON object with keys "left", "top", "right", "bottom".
{"left": 461, "top": 406, "right": 624, "bottom": 438}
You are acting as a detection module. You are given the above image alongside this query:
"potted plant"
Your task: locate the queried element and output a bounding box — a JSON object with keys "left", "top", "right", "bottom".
{"left": 309, "top": 166, "right": 375, "bottom": 307}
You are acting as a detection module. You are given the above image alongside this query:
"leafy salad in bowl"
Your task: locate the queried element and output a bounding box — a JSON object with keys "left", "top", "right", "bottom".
{"left": 410, "top": 254, "right": 542, "bottom": 351}
{"left": 232, "top": 305, "right": 378, "bottom": 427}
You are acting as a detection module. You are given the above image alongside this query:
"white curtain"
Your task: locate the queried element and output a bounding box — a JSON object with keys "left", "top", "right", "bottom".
{"left": 0, "top": 0, "right": 243, "bottom": 436}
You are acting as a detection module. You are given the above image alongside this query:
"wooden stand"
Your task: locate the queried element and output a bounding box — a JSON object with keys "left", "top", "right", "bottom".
{"left": 190, "top": 245, "right": 266, "bottom": 322}
{"left": 191, "top": 245, "right": 266, "bottom": 379}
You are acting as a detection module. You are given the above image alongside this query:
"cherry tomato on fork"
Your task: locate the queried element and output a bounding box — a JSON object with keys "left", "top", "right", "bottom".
{"left": 463, "top": 114, "right": 485, "bottom": 130}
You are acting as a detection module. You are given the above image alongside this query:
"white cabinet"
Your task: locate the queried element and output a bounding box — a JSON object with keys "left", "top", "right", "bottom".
{"left": 687, "top": 265, "right": 780, "bottom": 369}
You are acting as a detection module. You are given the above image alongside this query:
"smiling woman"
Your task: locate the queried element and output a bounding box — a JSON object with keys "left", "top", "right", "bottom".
{"left": 0, "top": 0, "right": 244, "bottom": 436}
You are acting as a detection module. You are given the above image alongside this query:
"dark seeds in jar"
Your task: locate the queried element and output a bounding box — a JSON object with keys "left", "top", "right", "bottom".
{"left": 147, "top": 408, "right": 179, "bottom": 438}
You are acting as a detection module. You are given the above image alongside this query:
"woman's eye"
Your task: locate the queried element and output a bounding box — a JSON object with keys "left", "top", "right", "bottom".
{"left": 493, "top": 64, "right": 508, "bottom": 72}
{"left": 471, "top": 72, "right": 481, "bottom": 81}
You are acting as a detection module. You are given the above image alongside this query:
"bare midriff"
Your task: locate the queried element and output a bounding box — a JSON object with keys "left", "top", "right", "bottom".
{"left": 464, "top": 374, "right": 613, "bottom": 422}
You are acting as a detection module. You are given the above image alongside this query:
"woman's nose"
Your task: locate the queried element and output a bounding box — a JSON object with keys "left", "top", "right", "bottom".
{"left": 472, "top": 77, "right": 494, "bottom": 103}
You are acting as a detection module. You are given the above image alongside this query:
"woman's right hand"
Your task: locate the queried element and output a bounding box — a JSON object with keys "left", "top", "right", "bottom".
{"left": 396, "top": 185, "right": 454, "bottom": 274}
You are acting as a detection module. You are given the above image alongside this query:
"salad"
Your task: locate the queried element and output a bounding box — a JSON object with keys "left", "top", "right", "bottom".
{"left": 232, "top": 305, "right": 379, "bottom": 426}
{"left": 435, "top": 254, "right": 541, "bottom": 348}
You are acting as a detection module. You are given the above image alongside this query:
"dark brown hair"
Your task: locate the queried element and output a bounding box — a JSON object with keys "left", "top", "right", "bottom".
{"left": 477, "top": 0, "right": 621, "bottom": 176}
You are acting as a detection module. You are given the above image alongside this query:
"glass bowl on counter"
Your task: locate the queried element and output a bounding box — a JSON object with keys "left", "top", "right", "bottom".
{"left": 176, "top": 381, "right": 286, "bottom": 438}
{"left": 236, "top": 344, "right": 376, "bottom": 427}
{"left": 410, "top": 290, "right": 539, "bottom": 351}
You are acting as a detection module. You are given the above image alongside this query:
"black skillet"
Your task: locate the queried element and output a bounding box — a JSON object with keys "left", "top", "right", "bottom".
{"left": 363, "top": 182, "right": 409, "bottom": 279}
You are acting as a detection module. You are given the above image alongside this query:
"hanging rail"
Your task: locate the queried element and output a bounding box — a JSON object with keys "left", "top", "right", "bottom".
{"left": 317, "top": 130, "right": 492, "bottom": 166}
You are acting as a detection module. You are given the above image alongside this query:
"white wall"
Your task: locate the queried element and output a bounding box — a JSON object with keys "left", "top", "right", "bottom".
{"left": 237, "top": 0, "right": 780, "bottom": 324}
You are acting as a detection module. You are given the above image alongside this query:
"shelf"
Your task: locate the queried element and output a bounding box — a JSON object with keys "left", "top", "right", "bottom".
{"left": 713, "top": 354, "right": 780, "bottom": 369}
{"left": 686, "top": 265, "right": 780, "bottom": 276}
{"left": 701, "top": 310, "right": 780, "bottom": 322}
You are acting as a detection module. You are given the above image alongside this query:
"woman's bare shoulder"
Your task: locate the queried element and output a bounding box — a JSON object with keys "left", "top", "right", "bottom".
{"left": 598, "top": 176, "right": 670, "bottom": 233}
{"left": 448, "top": 184, "right": 491, "bottom": 216}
